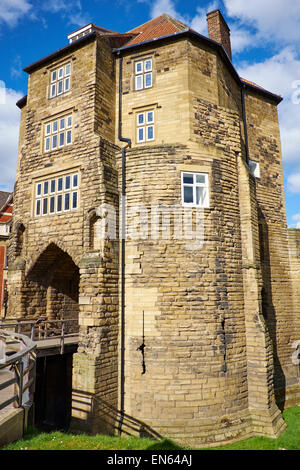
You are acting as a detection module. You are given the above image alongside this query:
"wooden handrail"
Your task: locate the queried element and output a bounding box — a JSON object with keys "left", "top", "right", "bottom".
{"left": 0, "top": 318, "right": 78, "bottom": 345}
{"left": 0, "top": 331, "right": 36, "bottom": 368}
{"left": 0, "top": 318, "right": 78, "bottom": 327}
{"left": 0, "top": 329, "right": 37, "bottom": 414}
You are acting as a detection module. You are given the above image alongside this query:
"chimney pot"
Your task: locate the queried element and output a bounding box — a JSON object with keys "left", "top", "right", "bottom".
{"left": 206, "top": 9, "right": 232, "bottom": 61}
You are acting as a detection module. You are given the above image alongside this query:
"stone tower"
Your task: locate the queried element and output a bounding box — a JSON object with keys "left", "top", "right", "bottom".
{"left": 8, "top": 10, "right": 300, "bottom": 446}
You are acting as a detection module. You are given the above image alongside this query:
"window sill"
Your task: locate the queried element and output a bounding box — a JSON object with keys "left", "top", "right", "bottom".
{"left": 182, "top": 204, "right": 210, "bottom": 209}
{"left": 133, "top": 86, "right": 153, "bottom": 93}
{"left": 48, "top": 90, "right": 72, "bottom": 100}
{"left": 44, "top": 145, "right": 73, "bottom": 156}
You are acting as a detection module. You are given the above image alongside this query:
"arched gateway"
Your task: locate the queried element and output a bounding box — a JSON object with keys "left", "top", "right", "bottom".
{"left": 25, "top": 243, "right": 79, "bottom": 322}
{"left": 7, "top": 237, "right": 120, "bottom": 435}
{"left": 6, "top": 244, "right": 80, "bottom": 431}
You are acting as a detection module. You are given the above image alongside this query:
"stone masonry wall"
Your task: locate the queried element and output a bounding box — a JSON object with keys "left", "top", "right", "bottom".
{"left": 119, "top": 39, "right": 191, "bottom": 148}
{"left": 113, "top": 36, "right": 288, "bottom": 445}
{"left": 8, "top": 28, "right": 297, "bottom": 446}
{"left": 288, "top": 229, "right": 300, "bottom": 320}
{"left": 245, "top": 91, "right": 298, "bottom": 405}
{"left": 119, "top": 99, "right": 253, "bottom": 446}
{"left": 8, "top": 36, "right": 121, "bottom": 435}
{"left": 288, "top": 228, "right": 300, "bottom": 401}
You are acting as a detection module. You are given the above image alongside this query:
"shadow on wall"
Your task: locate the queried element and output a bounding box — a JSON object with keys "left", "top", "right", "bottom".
{"left": 71, "top": 389, "right": 163, "bottom": 441}
{"left": 258, "top": 209, "right": 286, "bottom": 410}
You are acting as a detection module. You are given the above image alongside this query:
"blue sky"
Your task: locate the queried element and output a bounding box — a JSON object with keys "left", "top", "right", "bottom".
{"left": 0, "top": 0, "right": 300, "bottom": 227}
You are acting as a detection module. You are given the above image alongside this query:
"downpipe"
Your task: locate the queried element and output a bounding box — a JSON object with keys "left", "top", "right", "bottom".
{"left": 117, "top": 54, "right": 131, "bottom": 436}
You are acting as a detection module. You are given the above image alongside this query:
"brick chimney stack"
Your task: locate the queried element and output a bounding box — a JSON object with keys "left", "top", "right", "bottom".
{"left": 206, "top": 9, "right": 232, "bottom": 61}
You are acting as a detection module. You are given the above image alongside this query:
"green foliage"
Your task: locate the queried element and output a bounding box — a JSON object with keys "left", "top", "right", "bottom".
{"left": 3, "top": 407, "right": 300, "bottom": 450}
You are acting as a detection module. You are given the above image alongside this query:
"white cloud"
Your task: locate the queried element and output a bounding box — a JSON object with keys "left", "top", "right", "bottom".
{"left": 224, "top": 0, "right": 300, "bottom": 46}
{"left": 288, "top": 174, "right": 300, "bottom": 194}
{"left": 150, "top": 0, "right": 183, "bottom": 20}
{"left": 238, "top": 47, "right": 300, "bottom": 97}
{"left": 238, "top": 47, "right": 300, "bottom": 165}
{"left": 41, "top": 0, "right": 68, "bottom": 13}
{"left": 67, "top": 11, "right": 90, "bottom": 28}
{"left": 0, "top": 88, "right": 22, "bottom": 191}
{"left": 10, "top": 55, "right": 22, "bottom": 79}
{"left": 190, "top": 2, "right": 220, "bottom": 36}
{"left": 292, "top": 213, "right": 300, "bottom": 228}
{"left": 40, "top": 0, "right": 90, "bottom": 27}
{"left": 0, "top": 0, "right": 32, "bottom": 27}
{"left": 230, "top": 25, "right": 253, "bottom": 53}
{"left": 189, "top": 8, "right": 207, "bottom": 36}
{"left": 0, "top": 0, "right": 90, "bottom": 30}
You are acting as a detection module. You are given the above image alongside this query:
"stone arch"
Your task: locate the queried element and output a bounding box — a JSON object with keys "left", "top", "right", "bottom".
{"left": 25, "top": 239, "right": 81, "bottom": 277}
{"left": 24, "top": 242, "right": 80, "bottom": 321}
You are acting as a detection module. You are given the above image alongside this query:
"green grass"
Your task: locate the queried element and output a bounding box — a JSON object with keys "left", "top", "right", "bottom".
{"left": 1, "top": 427, "right": 183, "bottom": 451}
{"left": 205, "top": 406, "right": 300, "bottom": 450}
{"left": 3, "top": 406, "right": 300, "bottom": 450}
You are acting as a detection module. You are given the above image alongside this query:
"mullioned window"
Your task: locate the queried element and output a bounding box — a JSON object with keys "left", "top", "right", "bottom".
{"left": 35, "top": 172, "right": 79, "bottom": 217}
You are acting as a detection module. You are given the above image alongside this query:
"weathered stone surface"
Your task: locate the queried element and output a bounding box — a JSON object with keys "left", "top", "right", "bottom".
{"left": 6, "top": 26, "right": 300, "bottom": 446}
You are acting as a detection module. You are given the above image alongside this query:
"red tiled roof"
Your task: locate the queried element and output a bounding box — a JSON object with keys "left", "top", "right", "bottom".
{"left": 22, "top": 14, "right": 282, "bottom": 104}
{"left": 241, "top": 77, "right": 265, "bottom": 90}
{"left": 125, "top": 14, "right": 189, "bottom": 46}
{"left": 4, "top": 205, "right": 13, "bottom": 214}
{"left": 121, "top": 15, "right": 281, "bottom": 102}
{"left": 0, "top": 214, "right": 12, "bottom": 223}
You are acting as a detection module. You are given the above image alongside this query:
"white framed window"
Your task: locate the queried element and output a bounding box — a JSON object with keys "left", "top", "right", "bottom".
{"left": 57, "top": 194, "right": 63, "bottom": 213}
{"left": 249, "top": 160, "right": 260, "bottom": 179}
{"left": 44, "top": 115, "right": 72, "bottom": 152}
{"left": 135, "top": 58, "right": 152, "bottom": 91}
{"left": 36, "top": 183, "right": 42, "bottom": 197}
{"left": 72, "top": 173, "right": 78, "bottom": 188}
{"left": 49, "top": 196, "right": 55, "bottom": 214}
{"left": 57, "top": 177, "right": 63, "bottom": 192}
{"left": 50, "top": 179, "right": 56, "bottom": 194}
{"left": 136, "top": 110, "right": 155, "bottom": 143}
{"left": 42, "top": 198, "right": 48, "bottom": 216}
{"left": 35, "top": 199, "right": 41, "bottom": 217}
{"left": 181, "top": 172, "right": 209, "bottom": 208}
{"left": 35, "top": 172, "right": 79, "bottom": 217}
{"left": 49, "top": 63, "right": 71, "bottom": 99}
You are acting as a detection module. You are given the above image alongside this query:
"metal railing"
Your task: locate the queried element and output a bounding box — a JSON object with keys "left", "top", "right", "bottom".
{"left": 0, "top": 330, "right": 36, "bottom": 414}
{"left": 0, "top": 318, "right": 79, "bottom": 355}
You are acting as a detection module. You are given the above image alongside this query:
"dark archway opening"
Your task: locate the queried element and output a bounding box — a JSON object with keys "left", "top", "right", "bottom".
{"left": 25, "top": 244, "right": 80, "bottom": 431}
{"left": 34, "top": 353, "right": 73, "bottom": 431}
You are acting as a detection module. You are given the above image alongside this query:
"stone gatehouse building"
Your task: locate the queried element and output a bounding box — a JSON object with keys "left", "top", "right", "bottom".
{"left": 7, "top": 9, "right": 300, "bottom": 446}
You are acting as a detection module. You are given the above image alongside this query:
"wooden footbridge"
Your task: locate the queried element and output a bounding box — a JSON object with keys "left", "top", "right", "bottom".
{"left": 0, "top": 318, "right": 79, "bottom": 357}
